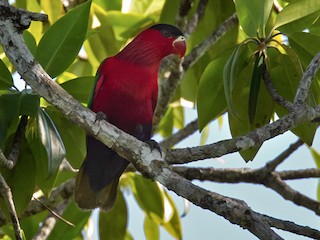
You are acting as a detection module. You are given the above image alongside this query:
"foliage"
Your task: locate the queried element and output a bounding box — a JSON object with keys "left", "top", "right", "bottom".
{"left": 0, "top": 0, "right": 319, "bottom": 239}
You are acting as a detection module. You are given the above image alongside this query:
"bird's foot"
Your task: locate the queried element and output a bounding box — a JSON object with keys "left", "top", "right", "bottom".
{"left": 146, "top": 139, "right": 162, "bottom": 156}
{"left": 94, "top": 111, "right": 108, "bottom": 123}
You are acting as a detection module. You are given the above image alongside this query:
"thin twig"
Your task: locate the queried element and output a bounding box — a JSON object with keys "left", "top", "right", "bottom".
{"left": 160, "top": 119, "right": 198, "bottom": 148}
{"left": 185, "top": 0, "right": 208, "bottom": 37}
{"left": 0, "top": 148, "right": 13, "bottom": 169}
{"left": 262, "top": 63, "right": 294, "bottom": 111}
{"left": 263, "top": 138, "right": 304, "bottom": 172}
{"left": 32, "top": 199, "right": 71, "bottom": 240}
{"left": 279, "top": 168, "right": 320, "bottom": 180}
{"left": 0, "top": 173, "right": 23, "bottom": 240}
{"left": 265, "top": 173, "right": 320, "bottom": 215}
{"left": 294, "top": 52, "right": 320, "bottom": 105}
{"left": 7, "top": 115, "right": 28, "bottom": 168}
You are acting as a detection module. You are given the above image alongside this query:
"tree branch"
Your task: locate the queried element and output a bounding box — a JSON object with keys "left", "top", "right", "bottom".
{"left": 32, "top": 199, "right": 70, "bottom": 240}
{"left": 0, "top": 173, "right": 23, "bottom": 240}
{"left": 166, "top": 106, "right": 319, "bottom": 164}
{"left": 263, "top": 63, "right": 294, "bottom": 111}
{"left": 160, "top": 118, "right": 198, "bottom": 148}
{"left": 294, "top": 52, "right": 320, "bottom": 105}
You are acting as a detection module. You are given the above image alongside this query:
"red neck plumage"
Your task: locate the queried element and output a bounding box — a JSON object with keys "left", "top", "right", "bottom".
{"left": 115, "top": 30, "right": 171, "bottom": 68}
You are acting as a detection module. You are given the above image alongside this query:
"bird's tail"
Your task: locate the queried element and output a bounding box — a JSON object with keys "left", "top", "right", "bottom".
{"left": 74, "top": 163, "right": 118, "bottom": 211}
{"left": 74, "top": 136, "right": 129, "bottom": 211}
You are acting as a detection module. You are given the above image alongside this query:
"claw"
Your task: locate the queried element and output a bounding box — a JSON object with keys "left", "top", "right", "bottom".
{"left": 146, "top": 139, "right": 162, "bottom": 156}
{"left": 95, "top": 111, "right": 108, "bottom": 123}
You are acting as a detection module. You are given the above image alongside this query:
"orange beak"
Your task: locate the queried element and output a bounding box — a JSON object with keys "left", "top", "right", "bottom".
{"left": 172, "top": 36, "right": 186, "bottom": 58}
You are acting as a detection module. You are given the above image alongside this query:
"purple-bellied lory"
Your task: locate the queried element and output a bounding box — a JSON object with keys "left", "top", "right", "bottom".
{"left": 75, "top": 24, "right": 186, "bottom": 211}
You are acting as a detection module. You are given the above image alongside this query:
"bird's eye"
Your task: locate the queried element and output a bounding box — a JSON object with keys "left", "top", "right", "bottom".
{"left": 161, "top": 30, "right": 171, "bottom": 38}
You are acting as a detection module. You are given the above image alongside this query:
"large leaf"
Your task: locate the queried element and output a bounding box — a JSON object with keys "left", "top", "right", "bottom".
{"left": 26, "top": 0, "right": 42, "bottom": 43}
{"left": 234, "top": 0, "right": 273, "bottom": 37}
{"left": 23, "top": 31, "right": 37, "bottom": 56}
{"left": 162, "top": 190, "right": 182, "bottom": 240}
{"left": 144, "top": 215, "right": 160, "bottom": 240}
{"left": 274, "top": 0, "right": 320, "bottom": 32}
{"left": 159, "top": 0, "right": 180, "bottom": 24}
{"left": 228, "top": 62, "right": 274, "bottom": 161}
{"left": 223, "top": 44, "right": 250, "bottom": 119}
{"left": 128, "top": 173, "right": 164, "bottom": 223}
{"left": 47, "top": 200, "right": 91, "bottom": 240}
{"left": 0, "top": 92, "right": 40, "bottom": 145}
{"left": 60, "top": 76, "right": 95, "bottom": 103}
{"left": 1, "top": 137, "right": 36, "bottom": 215}
{"left": 26, "top": 117, "right": 58, "bottom": 196}
{"left": 197, "top": 52, "right": 229, "bottom": 131}
{"left": 38, "top": 108, "right": 66, "bottom": 177}
{"left": 40, "top": 0, "right": 64, "bottom": 24}
{"left": 36, "top": 0, "right": 91, "bottom": 77}
{"left": 248, "top": 54, "right": 264, "bottom": 124}
{"left": 99, "top": 190, "right": 128, "bottom": 240}
{"left": 0, "top": 59, "right": 13, "bottom": 89}
{"left": 45, "top": 106, "right": 86, "bottom": 168}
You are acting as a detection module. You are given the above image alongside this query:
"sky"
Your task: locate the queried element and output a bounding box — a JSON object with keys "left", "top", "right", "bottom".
{"left": 126, "top": 108, "right": 320, "bottom": 240}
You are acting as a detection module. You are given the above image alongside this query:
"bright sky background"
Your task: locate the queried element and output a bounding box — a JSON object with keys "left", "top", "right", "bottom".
{"left": 126, "top": 108, "right": 320, "bottom": 240}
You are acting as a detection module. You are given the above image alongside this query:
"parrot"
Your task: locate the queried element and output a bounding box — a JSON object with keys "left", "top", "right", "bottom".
{"left": 74, "top": 24, "right": 186, "bottom": 211}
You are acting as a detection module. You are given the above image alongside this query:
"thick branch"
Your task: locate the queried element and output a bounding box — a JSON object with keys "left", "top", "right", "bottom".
{"left": 167, "top": 106, "right": 320, "bottom": 164}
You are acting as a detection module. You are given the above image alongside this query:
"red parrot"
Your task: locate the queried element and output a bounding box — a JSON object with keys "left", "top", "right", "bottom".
{"left": 75, "top": 24, "right": 186, "bottom": 211}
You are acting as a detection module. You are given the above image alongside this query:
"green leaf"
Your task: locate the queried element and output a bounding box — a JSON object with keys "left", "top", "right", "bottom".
{"left": 223, "top": 44, "right": 250, "bottom": 119}
{"left": 1, "top": 137, "right": 36, "bottom": 214}
{"left": 47, "top": 200, "right": 91, "bottom": 240}
{"left": 197, "top": 52, "right": 230, "bottom": 130}
{"left": 26, "top": 0, "right": 42, "bottom": 43}
{"left": 23, "top": 31, "right": 37, "bottom": 56}
{"left": 248, "top": 54, "right": 264, "bottom": 124}
{"left": 0, "top": 60, "right": 13, "bottom": 90}
{"left": 274, "top": 0, "right": 320, "bottom": 31}
{"left": 128, "top": 173, "right": 164, "bottom": 223}
{"left": 0, "top": 92, "right": 39, "bottom": 145}
{"left": 86, "top": 26, "right": 119, "bottom": 61}
{"left": 162, "top": 190, "right": 182, "bottom": 240}
{"left": 310, "top": 147, "right": 320, "bottom": 168}
{"left": 38, "top": 108, "right": 66, "bottom": 177}
{"left": 157, "top": 107, "right": 174, "bottom": 138}
{"left": 45, "top": 106, "right": 85, "bottom": 168}
{"left": 19, "top": 92, "right": 40, "bottom": 117}
{"left": 40, "top": 0, "right": 64, "bottom": 24}
{"left": 144, "top": 215, "right": 160, "bottom": 240}
{"left": 159, "top": 0, "right": 180, "bottom": 24}
{"left": 26, "top": 116, "right": 57, "bottom": 195}
{"left": 228, "top": 61, "right": 274, "bottom": 161}
{"left": 36, "top": 0, "right": 91, "bottom": 77}
{"left": 173, "top": 106, "right": 184, "bottom": 130}
{"left": 99, "top": 190, "right": 128, "bottom": 240}
{"left": 234, "top": 0, "right": 273, "bottom": 37}
{"left": 60, "top": 76, "right": 95, "bottom": 103}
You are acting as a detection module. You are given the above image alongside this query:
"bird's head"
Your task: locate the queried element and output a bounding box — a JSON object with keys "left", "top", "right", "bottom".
{"left": 149, "top": 24, "right": 186, "bottom": 58}
{"left": 116, "top": 24, "right": 186, "bottom": 64}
